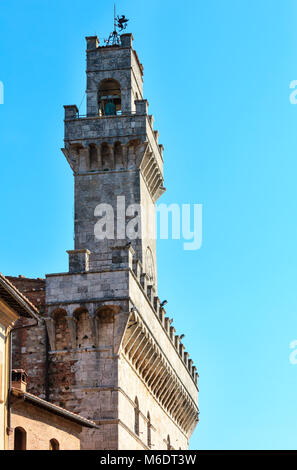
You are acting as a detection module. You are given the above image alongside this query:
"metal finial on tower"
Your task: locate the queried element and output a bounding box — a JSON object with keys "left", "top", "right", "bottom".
{"left": 104, "top": 4, "right": 129, "bottom": 46}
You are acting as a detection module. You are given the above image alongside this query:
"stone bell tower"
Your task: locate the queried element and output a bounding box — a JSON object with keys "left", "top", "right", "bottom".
{"left": 63, "top": 33, "right": 165, "bottom": 285}
{"left": 44, "top": 32, "right": 199, "bottom": 450}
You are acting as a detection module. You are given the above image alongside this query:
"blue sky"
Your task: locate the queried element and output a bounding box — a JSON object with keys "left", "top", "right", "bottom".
{"left": 1, "top": 0, "right": 297, "bottom": 450}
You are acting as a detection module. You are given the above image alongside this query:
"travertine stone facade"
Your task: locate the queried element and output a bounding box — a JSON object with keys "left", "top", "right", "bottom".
{"left": 10, "top": 31, "right": 199, "bottom": 450}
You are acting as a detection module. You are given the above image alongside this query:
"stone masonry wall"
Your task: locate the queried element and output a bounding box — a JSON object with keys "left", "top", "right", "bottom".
{"left": 86, "top": 34, "right": 143, "bottom": 116}
{"left": 7, "top": 277, "right": 47, "bottom": 399}
{"left": 74, "top": 170, "right": 144, "bottom": 264}
{"left": 118, "top": 355, "right": 189, "bottom": 450}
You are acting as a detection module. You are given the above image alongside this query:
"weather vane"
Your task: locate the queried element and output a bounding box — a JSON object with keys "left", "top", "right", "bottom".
{"left": 104, "top": 4, "right": 129, "bottom": 46}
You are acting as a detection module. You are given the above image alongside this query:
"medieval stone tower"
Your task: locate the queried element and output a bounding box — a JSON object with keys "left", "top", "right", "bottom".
{"left": 11, "top": 31, "right": 199, "bottom": 450}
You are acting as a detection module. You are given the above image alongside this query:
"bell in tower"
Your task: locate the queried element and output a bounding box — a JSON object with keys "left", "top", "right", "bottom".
{"left": 98, "top": 79, "right": 121, "bottom": 116}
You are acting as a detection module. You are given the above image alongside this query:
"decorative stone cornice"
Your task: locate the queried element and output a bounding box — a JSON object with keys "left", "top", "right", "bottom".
{"left": 121, "top": 310, "right": 199, "bottom": 436}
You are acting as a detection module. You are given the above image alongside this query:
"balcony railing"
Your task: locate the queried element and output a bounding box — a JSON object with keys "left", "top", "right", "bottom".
{"left": 74, "top": 110, "right": 138, "bottom": 119}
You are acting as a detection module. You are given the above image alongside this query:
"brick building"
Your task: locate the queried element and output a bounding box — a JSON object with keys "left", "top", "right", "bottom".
{"left": 9, "top": 370, "right": 96, "bottom": 450}
{"left": 0, "top": 273, "right": 97, "bottom": 450}
{"left": 0, "top": 273, "right": 39, "bottom": 449}
{"left": 9, "top": 30, "right": 199, "bottom": 450}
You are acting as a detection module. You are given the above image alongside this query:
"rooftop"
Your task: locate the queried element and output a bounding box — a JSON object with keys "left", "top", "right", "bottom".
{"left": 0, "top": 272, "right": 41, "bottom": 319}
{"left": 11, "top": 388, "right": 98, "bottom": 428}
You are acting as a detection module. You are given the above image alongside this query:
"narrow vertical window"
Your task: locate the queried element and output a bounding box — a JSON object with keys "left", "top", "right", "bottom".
{"left": 14, "top": 427, "right": 27, "bottom": 450}
{"left": 49, "top": 439, "right": 60, "bottom": 450}
{"left": 134, "top": 397, "right": 140, "bottom": 436}
{"left": 167, "top": 434, "right": 171, "bottom": 450}
{"left": 147, "top": 412, "right": 151, "bottom": 448}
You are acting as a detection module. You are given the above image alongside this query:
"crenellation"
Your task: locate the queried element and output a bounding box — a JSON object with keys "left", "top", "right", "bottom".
{"left": 158, "top": 144, "right": 164, "bottom": 158}
{"left": 179, "top": 343, "right": 185, "bottom": 361}
{"left": 188, "top": 358, "right": 193, "bottom": 373}
{"left": 175, "top": 334, "right": 181, "bottom": 351}
{"left": 148, "top": 115, "right": 154, "bottom": 127}
{"left": 135, "top": 99, "right": 148, "bottom": 115}
{"left": 132, "top": 259, "right": 142, "bottom": 281}
{"left": 170, "top": 326, "right": 176, "bottom": 341}
{"left": 64, "top": 105, "right": 79, "bottom": 120}
{"left": 140, "top": 272, "right": 148, "bottom": 292}
{"left": 120, "top": 33, "right": 133, "bottom": 49}
{"left": 146, "top": 284, "right": 154, "bottom": 303}
{"left": 153, "top": 296, "right": 160, "bottom": 313}
{"left": 86, "top": 35, "right": 99, "bottom": 50}
{"left": 164, "top": 317, "right": 171, "bottom": 333}
{"left": 159, "top": 307, "right": 165, "bottom": 324}
{"left": 67, "top": 249, "right": 90, "bottom": 273}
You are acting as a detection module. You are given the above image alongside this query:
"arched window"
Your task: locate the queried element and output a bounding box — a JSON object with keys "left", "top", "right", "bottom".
{"left": 134, "top": 397, "right": 140, "bottom": 436}
{"left": 167, "top": 434, "right": 171, "bottom": 450}
{"left": 14, "top": 427, "right": 27, "bottom": 450}
{"left": 49, "top": 439, "right": 60, "bottom": 450}
{"left": 98, "top": 79, "right": 121, "bottom": 116}
{"left": 147, "top": 412, "right": 151, "bottom": 448}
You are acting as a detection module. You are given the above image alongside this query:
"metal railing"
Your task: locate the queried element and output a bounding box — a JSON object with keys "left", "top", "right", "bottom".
{"left": 75, "top": 110, "right": 138, "bottom": 119}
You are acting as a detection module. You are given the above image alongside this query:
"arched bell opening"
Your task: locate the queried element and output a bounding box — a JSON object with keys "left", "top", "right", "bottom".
{"left": 98, "top": 79, "right": 121, "bottom": 116}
